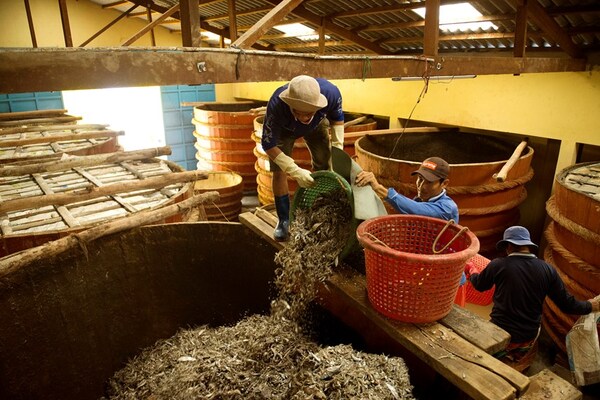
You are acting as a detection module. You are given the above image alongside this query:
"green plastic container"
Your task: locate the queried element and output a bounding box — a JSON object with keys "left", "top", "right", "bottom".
{"left": 290, "top": 170, "right": 359, "bottom": 260}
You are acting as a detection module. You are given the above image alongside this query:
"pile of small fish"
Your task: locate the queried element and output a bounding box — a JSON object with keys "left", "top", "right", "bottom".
{"left": 104, "top": 188, "right": 414, "bottom": 399}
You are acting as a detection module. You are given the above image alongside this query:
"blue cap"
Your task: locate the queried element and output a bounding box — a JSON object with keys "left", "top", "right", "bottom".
{"left": 496, "top": 226, "right": 538, "bottom": 251}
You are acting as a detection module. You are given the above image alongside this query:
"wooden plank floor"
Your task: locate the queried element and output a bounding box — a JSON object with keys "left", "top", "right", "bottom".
{"left": 239, "top": 209, "right": 582, "bottom": 400}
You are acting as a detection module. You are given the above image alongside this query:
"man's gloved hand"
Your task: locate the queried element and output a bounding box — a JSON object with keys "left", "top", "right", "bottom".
{"left": 273, "top": 152, "right": 314, "bottom": 188}
{"left": 331, "top": 124, "right": 344, "bottom": 150}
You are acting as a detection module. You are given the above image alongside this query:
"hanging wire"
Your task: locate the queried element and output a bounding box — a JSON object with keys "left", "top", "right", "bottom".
{"left": 387, "top": 57, "right": 433, "bottom": 159}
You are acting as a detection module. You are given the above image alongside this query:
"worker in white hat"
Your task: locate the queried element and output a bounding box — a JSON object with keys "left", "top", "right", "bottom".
{"left": 262, "top": 75, "right": 345, "bottom": 241}
{"left": 467, "top": 225, "right": 599, "bottom": 368}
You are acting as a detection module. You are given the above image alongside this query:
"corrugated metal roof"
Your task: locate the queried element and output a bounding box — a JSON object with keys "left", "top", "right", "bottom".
{"left": 86, "top": 0, "right": 599, "bottom": 56}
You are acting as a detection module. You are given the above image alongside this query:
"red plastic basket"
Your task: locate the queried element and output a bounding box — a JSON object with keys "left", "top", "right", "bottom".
{"left": 465, "top": 254, "right": 495, "bottom": 306}
{"left": 356, "top": 215, "right": 480, "bottom": 323}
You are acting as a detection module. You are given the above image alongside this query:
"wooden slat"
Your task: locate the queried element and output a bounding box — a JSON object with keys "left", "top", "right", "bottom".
{"left": 519, "top": 369, "right": 581, "bottom": 400}
{"left": 320, "top": 267, "right": 529, "bottom": 400}
{"left": 0, "top": 170, "right": 206, "bottom": 214}
{"left": 0, "top": 109, "right": 68, "bottom": 121}
{"left": 74, "top": 167, "right": 138, "bottom": 213}
{"left": 122, "top": 3, "right": 180, "bottom": 46}
{"left": 0, "top": 123, "right": 109, "bottom": 136}
{"left": 0, "top": 130, "right": 123, "bottom": 147}
{"left": 0, "top": 147, "right": 171, "bottom": 177}
{"left": 239, "top": 211, "right": 283, "bottom": 251}
{"left": 31, "top": 173, "right": 79, "bottom": 230}
{"left": 0, "top": 215, "right": 12, "bottom": 235}
{"left": 232, "top": 0, "right": 305, "bottom": 49}
{"left": 0, "top": 116, "right": 81, "bottom": 127}
{"left": 440, "top": 305, "right": 511, "bottom": 355}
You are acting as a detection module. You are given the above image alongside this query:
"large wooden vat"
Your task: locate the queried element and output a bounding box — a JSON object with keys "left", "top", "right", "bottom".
{"left": 0, "top": 223, "right": 278, "bottom": 400}
{"left": 542, "top": 162, "right": 600, "bottom": 357}
{"left": 0, "top": 157, "right": 193, "bottom": 257}
{"left": 355, "top": 132, "right": 534, "bottom": 257}
{"left": 193, "top": 102, "right": 266, "bottom": 193}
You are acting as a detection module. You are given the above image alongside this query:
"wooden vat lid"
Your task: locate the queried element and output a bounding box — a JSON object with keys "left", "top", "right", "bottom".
{"left": 0, "top": 123, "right": 122, "bottom": 164}
{"left": 0, "top": 155, "right": 192, "bottom": 238}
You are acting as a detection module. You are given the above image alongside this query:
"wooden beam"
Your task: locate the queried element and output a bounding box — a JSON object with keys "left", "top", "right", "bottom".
{"left": 121, "top": 3, "right": 180, "bottom": 46}
{"left": 227, "top": 0, "right": 238, "bottom": 42}
{"left": 58, "top": 0, "right": 73, "bottom": 47}
{"left": 79, "top": 3, "right": 137, "bottom": 47}
{"left": 515, "top": 0, "right": 582, "bottom": 58}
{"left": 0, "top": 48, "right": 587, "bottom": 93}
{"left": 146, "top": 5, "right": 156, "bottom": 47}
{"left": 514, "top": 3, "right": 529, "bottom": 57}
{"left": 423, "top": 0, "right": 440, "bottom": 56}
{"left": 23, "top": 0, "right": 37, "bottom": 48}
{"left": 264, "top": 0, "right": 391, "bottom": 55}
{"left": 180, "top": 0, "right": 201, "bottom": 47}
{"left": 202, "top": 5, "right": 273, "bottom": 22}
{"left": 232, "top": 0, "right": 305, "bottom": 49}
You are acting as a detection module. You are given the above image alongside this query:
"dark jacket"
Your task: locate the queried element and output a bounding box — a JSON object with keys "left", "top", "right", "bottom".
{"left": 470, "top": 252, "right": 591, "bottom": 343}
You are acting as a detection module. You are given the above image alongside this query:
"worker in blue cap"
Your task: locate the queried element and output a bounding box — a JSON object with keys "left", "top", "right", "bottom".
{"left": 467, "top": 225, "right": 599, "bottom": 369}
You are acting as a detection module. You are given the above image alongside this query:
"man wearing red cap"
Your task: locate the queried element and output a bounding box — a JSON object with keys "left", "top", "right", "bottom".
{"left": 262, "top": 75, "right": 345, "bottom": 241}
{"left": 355, "top": 156, "right": 459, "bottom": 222}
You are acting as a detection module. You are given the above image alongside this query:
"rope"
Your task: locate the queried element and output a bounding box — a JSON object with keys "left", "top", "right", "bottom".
{"left": 544, "top": 222, "right": 599, "bottom": 274}
{"left": 363, "top": 232, "right": 391, "bottom": 248}
{"left": 459, "top": 188, "right": 527, "bottom": 216}
{"left": 386, "top": 58, "right": 432, "bottom": 160}
{"left": 432, "top": 219, "right": 469, "bottom": 254}
{"left": 546, "top": 196, "right": 600, "bottom": 246}
{"left": 361, "top": 57, "right": 371, "bottom": 81}
{"left": 378, "top": 167, "right": 534, "bottom": 196}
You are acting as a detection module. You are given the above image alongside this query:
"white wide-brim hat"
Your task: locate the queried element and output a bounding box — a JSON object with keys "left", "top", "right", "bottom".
{"left": 279, "top": 75, "right": 328, "bottom": 112}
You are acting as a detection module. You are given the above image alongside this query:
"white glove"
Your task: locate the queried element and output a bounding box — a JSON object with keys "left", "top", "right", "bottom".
{"left": 273, "top": 152, "right": 314, "bottom": 188}
{"left": 331, "top": 124, "right": 344, "bottom": 150}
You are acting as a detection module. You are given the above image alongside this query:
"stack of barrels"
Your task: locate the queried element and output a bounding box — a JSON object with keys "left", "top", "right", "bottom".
{"left": 193, "top": 102, "right": 266, "bottom": 193}
{"left": 542, "top": 161, "right": 600, "bottom": 357}
{"left": 253, "top": 113, "right": 378, "bottom": 205}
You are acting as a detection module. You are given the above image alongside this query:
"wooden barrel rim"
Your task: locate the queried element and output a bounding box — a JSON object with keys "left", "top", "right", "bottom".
{"left": 544, "top": 222, "right": 599, "bottom": 273}
{"left": 546, "top": 195, "right": 600, "bottom": 246}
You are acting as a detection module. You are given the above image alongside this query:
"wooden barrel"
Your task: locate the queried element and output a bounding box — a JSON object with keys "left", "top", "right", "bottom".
{"left": 0, "top": 157, "right": 193, "bottom": 257}
{"left": 0, "top": 223, "right": 278, "bottom": 400}
{"left": 193, "top": 171, "right": 244, "bottom": 221}
{"left": 193, "top": 102, "right": 266, "bottom": 193}
{"left": 343, "top": 112, "right": 378, "bottom": 156}
{"left": 355, "top": 131, "right": 534, "bottom": 257}
{"left": 542, "top": 162, "right": 600, "bottom": 357}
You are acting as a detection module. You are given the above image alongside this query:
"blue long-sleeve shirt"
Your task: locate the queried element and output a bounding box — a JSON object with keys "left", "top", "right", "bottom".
{"left": 386, "top": 188, "right": 459, "bottom": 223}
{"left": 469, "top": 252, "right": 591, "bottom": 343}
{"left": 261, "top": 78, "right": 344, "bottom": 151}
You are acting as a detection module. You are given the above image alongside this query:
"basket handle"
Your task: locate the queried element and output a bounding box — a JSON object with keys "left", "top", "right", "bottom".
{"left": 363, "top": 232, "right": 391, "bottom": 248}
{"left": 432, "top": 219, "right": 469, "bottom": 254}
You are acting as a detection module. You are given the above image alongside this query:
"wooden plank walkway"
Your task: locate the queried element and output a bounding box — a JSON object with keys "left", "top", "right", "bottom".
{"left": 239, "top": 209, "right": 582, "bottom": 400}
